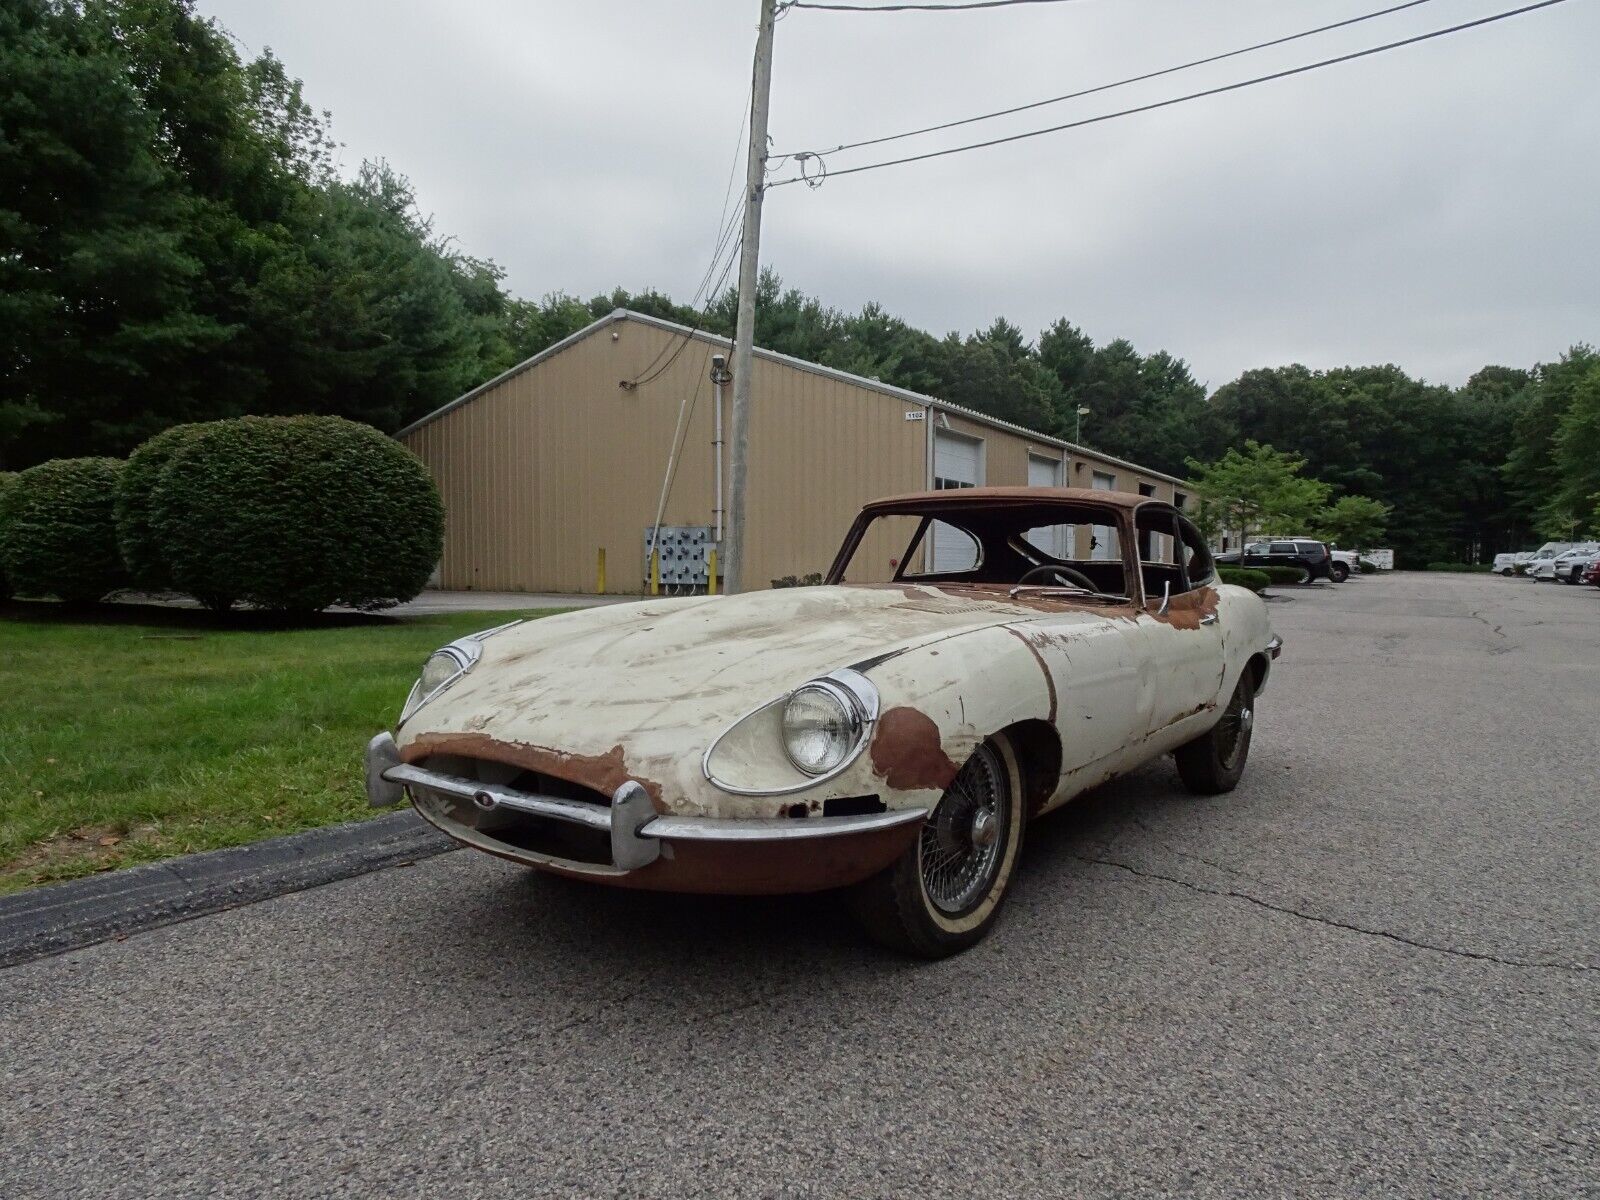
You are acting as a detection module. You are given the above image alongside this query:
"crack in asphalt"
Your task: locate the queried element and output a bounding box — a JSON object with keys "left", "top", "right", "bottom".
{"left": 1076, "top": 853, "right": 1596, "bottom": 975}
{"left": 1128, "top": 816, "right": 1276, "bottom": 890}
{"left": 1469, "top": 610, "right": 1507, "bottom": 639}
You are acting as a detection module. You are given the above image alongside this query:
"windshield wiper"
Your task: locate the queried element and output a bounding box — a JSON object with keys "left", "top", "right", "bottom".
{"left": 1007, "top": 583, "right": 1114, "bottom": 601}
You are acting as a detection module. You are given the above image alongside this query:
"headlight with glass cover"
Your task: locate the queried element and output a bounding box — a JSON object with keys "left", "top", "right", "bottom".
{"left": 398, "top": 619, "right": 523, "bottom": 725}
{"left": 782, "top": 680, "right": 868, "bottom": 776}
{"left": 702, "top": 669, "right": 879, "bottom": 795}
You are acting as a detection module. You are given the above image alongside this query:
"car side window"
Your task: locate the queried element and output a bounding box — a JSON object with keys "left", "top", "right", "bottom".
{"left": 1177, "top": 517, "right": 1215, "bottom": 588}
{"left": 915, "top": 519, "right": 981, "bottom": 575}
{"left": 1269, "top": 542, "right": 1296, "bottom": 555}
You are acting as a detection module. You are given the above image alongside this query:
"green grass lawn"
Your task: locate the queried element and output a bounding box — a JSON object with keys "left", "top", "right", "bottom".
{"left": 0, "top": 604, "right": 563, "bottom": 895}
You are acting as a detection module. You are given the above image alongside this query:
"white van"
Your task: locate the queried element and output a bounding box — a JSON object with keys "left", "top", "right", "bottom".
{"left": 1525, "top": 543, "right": 1575, "bottom": 581}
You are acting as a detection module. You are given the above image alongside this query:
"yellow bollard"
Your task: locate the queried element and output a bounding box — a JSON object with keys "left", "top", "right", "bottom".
{"left": 707, "top": 547, "right": 718, "bottom": 595}
{"left": 649, "top": 548, "right": 660, "bottom": 596}
{"left": 596, "top": 547, "right": 606, "bottom": 595}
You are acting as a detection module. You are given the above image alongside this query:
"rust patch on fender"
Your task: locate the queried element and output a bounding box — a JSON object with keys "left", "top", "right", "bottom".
{"left": 1004, "top": 627, "right": 1057, "bottom": 724}
{"left": 400, "top": 731, "right": 664, "bottom": 809}
{"left": 870, "top": 706, "right": 960, "bottom": 791}
{"left": 1150, "top": 585, "right": 1219, "bottom": 631}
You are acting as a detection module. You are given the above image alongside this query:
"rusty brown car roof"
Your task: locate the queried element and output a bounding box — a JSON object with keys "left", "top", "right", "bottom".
{"left": 862, "top": 486, "right": 1157, "bottom": 512}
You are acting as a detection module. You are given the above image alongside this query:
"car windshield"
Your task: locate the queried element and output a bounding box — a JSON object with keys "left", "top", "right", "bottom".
{"left": 831, "top": 498, "right": 1134, "bottom": 598}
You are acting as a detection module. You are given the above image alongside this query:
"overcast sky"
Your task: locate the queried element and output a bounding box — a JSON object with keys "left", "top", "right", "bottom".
{"left": 198, "top": 0, "right": 1597, "bottom": 389}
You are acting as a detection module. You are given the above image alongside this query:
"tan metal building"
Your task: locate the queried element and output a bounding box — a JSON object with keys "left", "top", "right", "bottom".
{"left": 398, "top": 309, "right": 1192, "bottom": 594}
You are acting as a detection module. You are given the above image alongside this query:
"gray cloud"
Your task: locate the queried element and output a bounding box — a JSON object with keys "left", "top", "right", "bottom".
{"left": 201, "top": 0, "right": 1599, "bottom": 386}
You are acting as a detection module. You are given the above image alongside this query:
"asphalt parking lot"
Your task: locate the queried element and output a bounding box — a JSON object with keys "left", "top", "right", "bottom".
{"left": 3, "top": 573, "right": 1596, "bottom": 1199}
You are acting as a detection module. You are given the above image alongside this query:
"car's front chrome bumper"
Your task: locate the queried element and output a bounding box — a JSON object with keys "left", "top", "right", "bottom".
{"left": 364, "top": 731, "right": 929, "bottom": 877}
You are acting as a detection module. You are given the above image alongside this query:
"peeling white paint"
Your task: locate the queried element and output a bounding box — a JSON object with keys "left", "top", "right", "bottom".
{"left": 396, "top": 580, "right": 1274, "bottom": 823}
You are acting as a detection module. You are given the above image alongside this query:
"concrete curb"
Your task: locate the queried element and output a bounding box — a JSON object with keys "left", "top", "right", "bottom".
{"left": 0, "top": 811, "right": 456, "bottom": 969}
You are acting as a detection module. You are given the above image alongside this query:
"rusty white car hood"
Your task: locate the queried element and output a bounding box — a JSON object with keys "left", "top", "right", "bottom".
{"left": 398, "top": 583, "right": 1115, "bottom": 757}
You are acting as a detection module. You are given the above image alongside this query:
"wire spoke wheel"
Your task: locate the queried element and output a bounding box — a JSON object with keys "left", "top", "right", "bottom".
{"left": 850, "top": 732, "right": 1026, "bottom": 958}
{"left": 1175, "top": 670, "right": 1257, "bottom": 795}
{"left": 918, "top": 741, "right": 1010, "bottom": 917}
{"left": 1213, "top": 679, "right": 1254, "bottom": 770}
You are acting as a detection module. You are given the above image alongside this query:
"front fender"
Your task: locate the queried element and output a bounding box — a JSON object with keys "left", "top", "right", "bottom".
{"left": 856, "top": 626, "right": 1055, "bottom": 806}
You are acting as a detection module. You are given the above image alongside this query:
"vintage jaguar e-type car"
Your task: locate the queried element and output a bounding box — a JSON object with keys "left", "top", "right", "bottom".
{"left": 366, "top": 487, "right": 1282, "bottom": 958}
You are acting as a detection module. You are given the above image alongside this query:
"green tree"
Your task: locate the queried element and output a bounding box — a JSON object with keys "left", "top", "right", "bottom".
{"left": 0, "top": 0, "right": 226, "bottom": 466}
{"left": 240, "top": 161, "right": 516, "bottom": 433}
{"left": 1316, "top": 495, "right": 1392, "bottom": 549}
{"left": 1184, "top": 441, "right": 1332, "bottom": 548}
{"left": 1546, "top": 362, "right": 1600, "bottom": 538}
{"left": 1038, "top": 324, "right": 1213, "bottom": 475}
{"left": 499, "top": 292, "right": 603, "bottom": 366}
{"left": 929, "top": 330, "right": 1062, "bottom": 435}
{"left": 1502, "top": 346, "right": 1599, "bottom": 538}
{"left": 0, "top": 0, "right": 517, "bottom": 465}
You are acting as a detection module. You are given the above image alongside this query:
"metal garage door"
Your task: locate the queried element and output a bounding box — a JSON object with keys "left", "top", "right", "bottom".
{"left": 931, "top": 430, "right": 982, "bottom": 571}
{"left": 1090, "top": 470, "right": 1117, "bottom": 560}
{"left": 1026, "top": 454, "right": 1069, "bottom": 558}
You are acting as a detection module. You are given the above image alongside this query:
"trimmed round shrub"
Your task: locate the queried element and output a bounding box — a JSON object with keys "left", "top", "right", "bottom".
{"left": 1260, "top": 565, "right": 1310, "bottom": 585}
{"left": 1218, "top": 567, "right": 1271, "bottom": 594}
{"left": 150, "top": 416, "right": 443, "bottom": 613}
{"left": 0, "top": 471, "right": 17, "bottom": 600}
{"left": 1, "top": 458, "right": 128, "bottom": 602}
{"left": 114, "top": 422, "right": 213, "bottom": 590}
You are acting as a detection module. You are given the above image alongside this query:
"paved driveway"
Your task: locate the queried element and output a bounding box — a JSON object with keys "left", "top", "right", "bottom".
{"left": 2, "top": 574, "right": 1595, "bottom": 1198}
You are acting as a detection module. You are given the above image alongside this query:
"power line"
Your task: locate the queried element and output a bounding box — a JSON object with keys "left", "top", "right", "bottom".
{"left": 768, "top": 0, "right": 1573, "bottom": 187}
{"left": 783, "top": 0, "right": 1094, "bottom": 12}
{"left": 710, "top": 87, "right": 751, "bottom": 251}
{"left": 622, "top": 231, "right": 743, "bottom": 392}
{"left": 625, "top": 21, "right": 758, "bottom": 391}
{"left": 780, "top": 0, "right": 1439, "bottom": 158}
{"left": 622, "top": 180, "right": 743, "bottom": 388}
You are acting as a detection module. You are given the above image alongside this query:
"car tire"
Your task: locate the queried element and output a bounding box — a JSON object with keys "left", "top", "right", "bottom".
{"left": 1329, "top": 562, "right": 1350, "bottom": 583}
{"left": 1175, "top": 671, "right": 1255, "bottom": 795}
{"left": 849, "top": 733, "right": 1026, "bottom": 959}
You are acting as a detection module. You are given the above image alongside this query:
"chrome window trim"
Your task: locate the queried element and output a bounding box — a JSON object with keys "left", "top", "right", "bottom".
{"left": 701, "top": 668, "right": 881, "bottom": 797}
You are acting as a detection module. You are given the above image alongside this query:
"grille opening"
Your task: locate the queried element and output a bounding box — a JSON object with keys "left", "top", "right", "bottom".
{"left": 421, "top": 754, "right": 615, "bottom": 865}
{"left": 420, "top": 754, "right": 614, "bottom": 806}
{"left": 823, "top": 795, "right": 886, "bottom": 818}
{"left": 468, "top": 806, "right": 613, "bottom": 865}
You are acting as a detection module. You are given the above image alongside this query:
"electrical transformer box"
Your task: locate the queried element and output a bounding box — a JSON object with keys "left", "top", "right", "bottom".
{"left": 643, "top": 526, "right": 714, "bottom": 588}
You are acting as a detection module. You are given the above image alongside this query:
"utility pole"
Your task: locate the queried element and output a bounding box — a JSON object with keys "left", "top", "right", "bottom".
{"left": 723, "top": 0, "right": 778, "bottom": 595}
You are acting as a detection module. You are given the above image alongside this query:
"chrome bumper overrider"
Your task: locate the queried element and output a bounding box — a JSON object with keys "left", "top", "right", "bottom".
{"left": 364, "top": 732, "right": 927, "bottom": 872}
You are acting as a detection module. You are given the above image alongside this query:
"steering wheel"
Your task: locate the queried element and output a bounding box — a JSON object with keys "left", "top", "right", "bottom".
{"left": 1017, "top": 564, "right": 1099, "bottom": 592}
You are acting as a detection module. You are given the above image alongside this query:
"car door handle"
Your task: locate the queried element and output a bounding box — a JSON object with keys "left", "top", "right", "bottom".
{"left": 1200, "top": 613, "right": 1218, "bottom": 625}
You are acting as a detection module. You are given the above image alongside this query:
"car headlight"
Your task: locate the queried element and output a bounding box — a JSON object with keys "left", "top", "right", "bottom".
{"left": 398, "top": 619, "right": 523, "bottom": 725}
{"left": 781, "top": 680, "right": 867, "bottom": 776}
